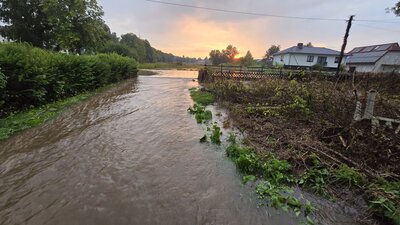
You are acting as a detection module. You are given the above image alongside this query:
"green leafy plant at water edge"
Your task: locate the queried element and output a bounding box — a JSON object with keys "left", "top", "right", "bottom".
{"left": 299, "top": 166, "right": 331, "bottom": 196}
{"left": 189, "top": 89, "right": 215, "bottom": 106}
{"left": 187, "top": 104, "right": 212, "bottom": 123}
{"left": 210, "top": 124, "right": 222, "bottom": 144}
{"left": 367, "top": 179, "right": 400, "bottom": 225}
{"left": 332, "top": 164, "right": 365, "bottom": 189}
{"left": 226, "top": 144, "right": 315, "bottom": 223}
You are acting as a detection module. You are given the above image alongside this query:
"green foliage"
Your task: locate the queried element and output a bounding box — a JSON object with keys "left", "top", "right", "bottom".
{"left": 288, "top": 69, "right": 306, "bottom": 81}
{"left": 98, "top": 41, "right": 139, "bottom": 60}
{"left": 367, "top": 179, "right": 400, "bottom": 224}
{"left": 0, "top": 92, "right": 91, "bottom": 140}
{"left": 0, "top": 68, "right": 6, "bottom": 107}
{"left": 225, "top": 143, "right": 313, "bottom": 220}
{"left": 332, "top": 164, "right": 365, "bottom": 189}
{"left": 264, "top": 45, "right": 280, "bottom": 59}
{"left": 242, "top": 175, "right": 256, "bottom": 184}
{"left": 0, "top": 42, "right": 137, "bottom": 116}
{"left": 0, "top": 0, "right": 53, "bottom": 48}
{"left": 0, "top": 0, "right": 109, "bottom": 52}
{"left": 240, "top": 50, "right": 254, "bottom": 67}
{"left": 187, "top": 104, "right": 212, "bottom": 123}
{"left": 311, "top": 63, "right": 324, "bottom": 71}
{"left": 299, "top": 166, "right": 331, "bottom": 196}
{"left": 209, "top": 45, "right": 239, "bottom": 65}
{"left": 227, "top": 132, "right": 237, "bottom": 144}
{"left": 41, "top": 0, "right": 109, "bottom": 53}
{"left": 392, "top": 1, "right": 400, "bottom": 16}
{"left": 189, "top": 89, "right": 215, "bottom": 106}
{"left": 210, "top": 124, "right": 222, "bottom": 144}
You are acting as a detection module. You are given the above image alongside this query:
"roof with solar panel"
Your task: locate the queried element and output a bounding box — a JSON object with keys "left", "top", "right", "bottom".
{"left": 346, "top": 43, "right": 400, "bottom": 64}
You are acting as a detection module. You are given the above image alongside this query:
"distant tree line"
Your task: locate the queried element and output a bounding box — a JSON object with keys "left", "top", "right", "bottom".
{"left": 0, "top": 0, "right": 201, "bottom": 63}
{"left": 209, "top": 45, "right": 254, "bottom": 66}
{"left": 98, "top": 33, "right": 201, "bottom": 63}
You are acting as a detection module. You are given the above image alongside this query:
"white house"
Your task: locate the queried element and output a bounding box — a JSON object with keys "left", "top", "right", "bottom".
{"left": 346, "top": 43, "right": 400, "bottom": 73}
{"left": 273, "top": 43, "right": 341, "bottom": 70}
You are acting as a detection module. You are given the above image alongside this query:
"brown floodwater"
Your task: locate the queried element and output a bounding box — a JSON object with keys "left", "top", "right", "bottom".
{"left": 0, "top": 70, "right": 363, "bottom": 225}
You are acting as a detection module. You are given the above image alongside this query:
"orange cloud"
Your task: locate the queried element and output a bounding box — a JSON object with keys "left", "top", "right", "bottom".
{"left": 151, "top": 16, "right": 273, "bottom": 58}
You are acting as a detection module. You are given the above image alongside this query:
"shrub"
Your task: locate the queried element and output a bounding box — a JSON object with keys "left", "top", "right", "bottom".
{"left": 0, "top": 42, "right": 138, "bottom": 116}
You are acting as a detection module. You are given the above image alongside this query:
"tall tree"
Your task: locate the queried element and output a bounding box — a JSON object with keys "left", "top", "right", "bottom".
{"left": 41, "top": 0, "right": 110, "bottom": 53}
{"left": 0, "top": 0, "right": 53, "bottom": 48}
{"left": 120, "top": 33, "right": 147, "bottom": 62}
{"left": 306, "top": 42, "right": 313, "bottom": 47}
{"left": 240, "top": 51, "right": 254, "bottom": 67}
{"left": 392, "top": 1, "right": 400, "bottom": 16}
{"left": 209, "top": 49, "right": 228, "bottom": 65}
{"left": 222, "top": 45, "right": 239, "bottom": 62}
{"left": 264, "top": 45, "right": 280, "bottom": 59}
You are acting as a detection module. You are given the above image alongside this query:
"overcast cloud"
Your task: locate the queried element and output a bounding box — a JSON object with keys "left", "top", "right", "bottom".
{"left": 98, "top": 0, "right": 400, "bottom": 58}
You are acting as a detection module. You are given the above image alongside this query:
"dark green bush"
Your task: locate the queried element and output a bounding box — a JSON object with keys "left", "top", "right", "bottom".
{"left": 0, "top": 43, "right": 138, "bottom": 116}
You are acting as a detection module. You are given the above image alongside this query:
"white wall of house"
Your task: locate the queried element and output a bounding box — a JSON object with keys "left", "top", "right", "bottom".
{"left": 273, "top": 53, "right": 339, "bottom": 68}
{"left": 347, "top": 52, "right": 400, "bottom": 73}
{"left": 375, "top": 52, "right": 400, "bottom": 72}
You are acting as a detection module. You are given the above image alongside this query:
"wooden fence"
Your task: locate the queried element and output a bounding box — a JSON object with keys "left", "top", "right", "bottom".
{"left": 199, "top": 65, "right": 337, "bottom": 81}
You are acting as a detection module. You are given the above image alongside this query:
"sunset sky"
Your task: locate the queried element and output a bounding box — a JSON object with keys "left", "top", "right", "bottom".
{"left": 98, "top": 0, "right": 400, "bottom": 58}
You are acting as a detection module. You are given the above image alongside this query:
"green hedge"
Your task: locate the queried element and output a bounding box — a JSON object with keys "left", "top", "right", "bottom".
{"left": 0, "top": 43, "right": 137, "bottom": 116}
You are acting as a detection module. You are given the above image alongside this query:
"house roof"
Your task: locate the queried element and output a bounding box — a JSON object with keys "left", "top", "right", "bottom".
{"left": 346, "top": 43, "right": 400, "bottom": 64}
{"left": 273, "top": 46, "right": 341, "bottom": 56}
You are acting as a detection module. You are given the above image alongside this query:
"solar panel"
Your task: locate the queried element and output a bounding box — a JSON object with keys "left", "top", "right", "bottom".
{"left": 351, "top": 47, "right": 362, "bottom": 53}
{"left": 376, "top": 44, "right": 391, "bottom": 51}
{"left": 361, "top": 46, "right": 374, "bottom": 52}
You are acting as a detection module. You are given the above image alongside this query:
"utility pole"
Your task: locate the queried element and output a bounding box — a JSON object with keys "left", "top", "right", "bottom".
{"left": 335, "top": 15, "right": 354, "bottom": 77}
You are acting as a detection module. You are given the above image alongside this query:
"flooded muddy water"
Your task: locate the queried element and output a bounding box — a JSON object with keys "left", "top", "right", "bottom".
{"left": 0, "top": 70, "right": 298, "bottom": 225}
{"left": 0, "top": 70, "right": 363, "bottom": 225}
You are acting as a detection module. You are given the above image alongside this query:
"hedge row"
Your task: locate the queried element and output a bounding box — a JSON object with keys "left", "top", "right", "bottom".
{"left": 0, "top": 43, "right": 138, "bottom": 116}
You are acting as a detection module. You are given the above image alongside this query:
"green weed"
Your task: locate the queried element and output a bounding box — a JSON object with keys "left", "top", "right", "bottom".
{"left": 367, "top": 179, "right": 400, "bottom": 225}
{"left": 210, "top": 124, "right": 222, "bottom": 144}
{"left": 189, "top": 89, "right": 215, "bottom": 106}
{"left": 299, "top": 166, "right": 331, "bottom": 196}
{"left": 188, "top": 104, "right": 212, "bottom": 123}
{"left": 332, "top": 164, "right": 365, "bottom": 189}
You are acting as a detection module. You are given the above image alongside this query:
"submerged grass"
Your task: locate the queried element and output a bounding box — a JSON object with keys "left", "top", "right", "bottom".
{"left": 0, "top": 93, "right": 91, "bottom": 141}
{"left": 189, "top": 88, "right": 215, "bottom": 106}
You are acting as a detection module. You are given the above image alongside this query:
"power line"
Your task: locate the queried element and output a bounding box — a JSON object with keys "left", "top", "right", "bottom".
{"left": 145, "top": 0, "right": 345, "bottom": 22}
{"left": 354, "top": 23, "right": 400, "bottom": 33}
{"left": 145, "top": 0, "right": 400, "bottom": 24}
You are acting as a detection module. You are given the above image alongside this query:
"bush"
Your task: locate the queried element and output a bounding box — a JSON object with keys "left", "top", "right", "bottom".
{"left": 0, "top": 43, "right": 138, "bottom": 116}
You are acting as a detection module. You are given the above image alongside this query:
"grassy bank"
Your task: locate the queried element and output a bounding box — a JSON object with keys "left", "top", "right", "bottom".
{"left": 0, "top": 92, "right": 91, "bottom": 141}
{"left": 139, "top": 62, "right": 202, "bottom": 70}
{"left": 189, "top": 76, "right": 400, "bottom": 225}
{"left": 0, "top": 81, "right": 125, "bottom": 141}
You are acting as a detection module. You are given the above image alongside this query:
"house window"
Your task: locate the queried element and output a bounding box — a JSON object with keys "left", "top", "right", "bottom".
{"left": 306, "top": 55, "right": 314, "bottom": 62}
{"left": 334, "top": 57, "right": 340, "bottom": 63}
{"left": 280, "top": 55, "right": 283, "bottom": 62}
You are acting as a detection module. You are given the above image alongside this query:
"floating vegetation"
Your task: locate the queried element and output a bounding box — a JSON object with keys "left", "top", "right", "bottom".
{"left": 188, "top": 104, "right": 212, "bottom": 123}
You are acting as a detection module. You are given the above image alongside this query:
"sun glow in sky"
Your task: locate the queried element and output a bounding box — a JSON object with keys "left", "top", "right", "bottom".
{"left": 98, "top": 0, "right": 400, "bottom": 58}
